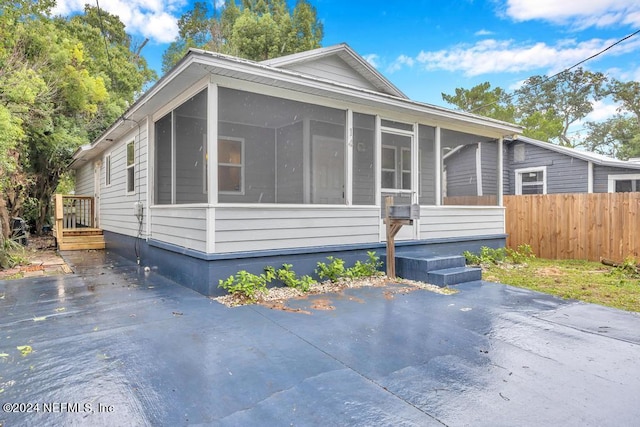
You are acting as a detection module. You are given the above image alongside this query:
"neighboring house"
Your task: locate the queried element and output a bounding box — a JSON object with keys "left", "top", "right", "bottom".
{"left": 443, "top": 135, "right": 640, "bottom": 198}
{"left": 504, "top": 136, "right": 640, "bottom": 194}
{"left": 70, "top": 43, "right": 521, "bottom": 295}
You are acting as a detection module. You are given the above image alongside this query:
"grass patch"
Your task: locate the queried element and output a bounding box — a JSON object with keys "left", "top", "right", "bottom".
{"left": 483, "top": 258, "right": 640, "bottom": 312}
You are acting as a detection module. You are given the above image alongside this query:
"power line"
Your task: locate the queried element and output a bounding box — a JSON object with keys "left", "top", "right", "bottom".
{"left": 469, "top": 28, "right": 640, "bottom": 114}
{"left": 95, "top": 0, "right": 118, "bottom": 93}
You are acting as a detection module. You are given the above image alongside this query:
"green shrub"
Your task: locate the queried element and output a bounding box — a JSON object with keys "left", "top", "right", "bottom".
{"left": 315, "top": 256, "right": 346, "bottom": 281}
{"left": 465, "top": 245, "right": 535, "bottom": 266}
{"left": 218, "top": 269, "right": 275, "bottom": 301}
{"left": 267, "top": 264, "right": 316, "bottom": 292}
{"left": 346, "top": 251, "right": 383, "bottom": 278}
{"left": 0, "top": 237, "right": 27, "bottom": 269}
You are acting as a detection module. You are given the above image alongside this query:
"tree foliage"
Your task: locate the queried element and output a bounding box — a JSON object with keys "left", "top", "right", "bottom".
{"left": 0, "top": 2, "right": 155, "bottom": 237}
{"left": 162, "top": 0, "right": 323, "bottom": 72}
{"left": 441, "top": 68, "right": 637, "bottom": 157}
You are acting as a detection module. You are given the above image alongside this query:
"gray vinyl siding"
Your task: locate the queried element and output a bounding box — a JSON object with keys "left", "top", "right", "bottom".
{"left": 75, "top": 162, "right": 94, "bottom": 196}
{"left": 150, "top": 207, "right": 207, "bottom": 252}
{"left": 480, "top": 141, "right": 498, "bottom": 196}
{"left": 218, "top": 122, "right": 276, "bottom": 203}
{"left": 215, "top": 206, "right": 380, "bottom": 252}
{"left": 420, "top": 207, "right": 504, "bottom": 239}
{"left": 593, "top": 165, "right": 640, "bottom": 193}
{"left": 505, "top": 142, "right": 588, "bottom": 194}
{"left": 99, "top": 126, "right": 148, "bottom": 237}
{"left": 444, "top": 145, "right": 478, "bottom": 197}
{"left": 282, "top": 56, "right": 379, "bottom": 92}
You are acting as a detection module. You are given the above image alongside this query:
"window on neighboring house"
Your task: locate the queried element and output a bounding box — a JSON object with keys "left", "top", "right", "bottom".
{"left": 515, "top": 167, "right": 546, "bottom": 195}
{"left": 608, "top": 174, "right": 640, "bottom": 193}
{"left": 105, "top": 154, "right": 111, "bottom": 187}
{"left": 381, "top": 146, "right": 397, "bottom": 189}
{"left": 126, "top": 141, "right": 135, "bottom": 193}
{"left": 218, "top": 138, "right": 243, "bottom": 193}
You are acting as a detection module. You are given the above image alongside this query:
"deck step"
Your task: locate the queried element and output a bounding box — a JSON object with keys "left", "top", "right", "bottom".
{"left": 382, "top": 254, "right": 481, "bottom": 287}
{"left": 57, "top": 228, "right": 105, "bottom": 251}
{"left": 427, "top": 266, "right": 482, "bottom": 287}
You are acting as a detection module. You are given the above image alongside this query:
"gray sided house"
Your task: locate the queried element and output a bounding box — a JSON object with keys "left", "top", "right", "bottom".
{"left": 71, "top": 44, "right": 521, "bottom": 295}
{"left": 443, "top": 135, "right": 640, "bottom": 198}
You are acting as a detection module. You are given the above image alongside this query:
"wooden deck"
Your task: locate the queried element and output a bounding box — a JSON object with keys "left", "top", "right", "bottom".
{"left": 54, "top": 195, "right": 105, "bottom": 251}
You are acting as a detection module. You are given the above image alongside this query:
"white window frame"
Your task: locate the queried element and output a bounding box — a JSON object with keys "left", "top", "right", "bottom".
{"left": 126, "top": 141, "right": 135, "bottom": 194}
{"left": 381, "top": 145, "right": 397, "bottom": 190}
{"left": 515, "top": 166, "right": 546, "bottom": 195}
{"left": 218, "top": 136, "right": 245, "bottom": 195}
{"left": 105, "top": 153, "right": 112, "bottom": 187}
{"left": 608, "top": 173, "right": 640, "bottom": 193}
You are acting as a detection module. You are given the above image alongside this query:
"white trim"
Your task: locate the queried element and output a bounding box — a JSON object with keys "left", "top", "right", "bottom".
{"left": 126, "top": 140, "right": 135, "bottom": 195}
{"left": 208, "top": 82, "right": 219, "bottom": 205}
{"left": 587, "top": 161, "right": 594, "bottom": 193}
{"left": 218, "top": 136, "right": 245, "bottom": 195}
{"left": 303, "top": 118, "right": 311, "bottom": 204}
{"left": 104, "top": 152, "right": 112, "bottom": 187}
{"left": 374, "top": 116, "right": 382, "bottom": 207}
{"left": 205, "top": 206, "right": 215, "bottom": 253}
{"left": 497, "top": 137, "right": 504, "bottom": 207}
{"left": 476, "top": 142, "right": 483, "bottom": 196}
{"left": 345, "top": 109, "right": 354, "bottom": 205}
{"left": 515, "top": 166, "right": 547, "bottom": 195}
{"left": 435, "top": 126, "right": 441, "bottom": 206}
{"left": 608, "top": 173, "right": 640, "bottom": 193}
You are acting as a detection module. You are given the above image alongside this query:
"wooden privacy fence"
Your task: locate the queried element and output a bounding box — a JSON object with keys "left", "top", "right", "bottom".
{"left": 504, "top": 193, "right": 640, "bottom": 262}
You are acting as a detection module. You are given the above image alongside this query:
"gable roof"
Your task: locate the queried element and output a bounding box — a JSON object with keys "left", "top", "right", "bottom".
{"left": 509, "top": 136, "right": 640, "bottom": 170}
{"left": 261, "top": 43, "right": 407, "bottom": 99}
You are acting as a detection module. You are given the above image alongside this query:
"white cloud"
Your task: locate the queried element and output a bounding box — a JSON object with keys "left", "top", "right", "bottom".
{"left": 363, "top": 54, "right": 380, "bottom": 69}
{"left": 386, "top": 54, "right": 415, "bottom": 73}
{"left": 415, "top": 37, "right": 640, "bottom": 76}
{"left": 51, "top": 0, "right": 187, "bottom": 44}
{"left": 475, "top": 29, "right": 494, "bottom": 36}
{"left": 503, "top": 0, "right": 640, "bottom": 28}
{"left": 584, "top": 100, "right": 622, "bottom": 122}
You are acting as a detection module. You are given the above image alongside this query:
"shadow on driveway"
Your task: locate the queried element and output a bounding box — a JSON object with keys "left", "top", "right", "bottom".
{"left": 1, "top": 250, "right": 640, "bottom": 426}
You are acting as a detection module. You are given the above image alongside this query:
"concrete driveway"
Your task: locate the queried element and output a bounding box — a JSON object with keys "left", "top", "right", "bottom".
{"left": 1, "top": 250, "right": 640, "bottom": 426}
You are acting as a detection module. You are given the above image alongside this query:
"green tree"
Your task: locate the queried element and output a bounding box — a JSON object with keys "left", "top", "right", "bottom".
{"left": 0, "top": 2, "right": 155, "bottom": 236}
{"left": 515, "top": 68, "right": 607, "bottom": 146}
{"left": 162, "top": 0, "right": 323, "bottom": 72}
{"left": 584, "top": 79, "right": 640, "bottom": 159}
{"left": 441, "top": 82, "right": 517, "bottom": 123}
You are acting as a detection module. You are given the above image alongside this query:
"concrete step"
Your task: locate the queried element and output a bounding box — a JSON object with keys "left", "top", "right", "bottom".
{"left": 427, "top": 266, "right": 482, "bottom": 287}
{"left": 396, "top": 254, "right": 466, "bottom": 272}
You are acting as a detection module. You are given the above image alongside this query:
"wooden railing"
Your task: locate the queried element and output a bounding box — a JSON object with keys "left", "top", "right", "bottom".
{"left": 54, "top": 194, "right": 95, "bottom": 239}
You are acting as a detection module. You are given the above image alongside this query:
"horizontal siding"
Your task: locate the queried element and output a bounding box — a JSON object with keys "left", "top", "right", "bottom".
{"left": 593, "top": 165, "right": 640, "bottom": 193}
{"left": 99, "top": 125, "right": 148, "bottom": 237}
{"left": 150, "top": 207, "right": 207, "bottom": 252}
{"left": 419, "top": 206, "right": 504, "bottom": 239}
{"left": 215, "top": 206, "right": 380, "bottom": 253}
{"left": 285, "top": 56, "right": 379, "bottom": 92}
{"left": 75, "top": 162, "right": 94, "bottom": 196}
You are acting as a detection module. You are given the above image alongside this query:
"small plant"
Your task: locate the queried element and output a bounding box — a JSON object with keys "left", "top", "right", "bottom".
{"left": 315, "top": 256, "right": 346, "bottom": 281}
{"left": 608, "top": 257, "right": 640, "bottom": 280}
{"left": 267, "top": 264, "right": 316, "bottom": 292}
{"left": 218, "top": 269, "right": 275, "bottom": 302}
{"left": 0, "top": 237, "right": 28, "bottom": 269}
{"left": 346, "top": 251, "right": 383, "bottom": 278}
{"left": 506, "top": 244, "right": 536, "bottom": 264}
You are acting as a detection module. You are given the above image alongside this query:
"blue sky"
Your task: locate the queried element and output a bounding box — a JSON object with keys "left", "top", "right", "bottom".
{"left": 53, "top": 0, "right": 640, "bottom": 126}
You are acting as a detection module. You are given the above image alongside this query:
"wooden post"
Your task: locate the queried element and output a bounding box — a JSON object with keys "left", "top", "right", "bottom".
{"left": 385, "top": 196, "right": 394, "bottom": 278}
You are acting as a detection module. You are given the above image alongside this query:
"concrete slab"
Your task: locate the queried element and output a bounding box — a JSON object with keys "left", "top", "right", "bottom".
{"left": 1, "top": 250, "right": 639, "bottom": 426}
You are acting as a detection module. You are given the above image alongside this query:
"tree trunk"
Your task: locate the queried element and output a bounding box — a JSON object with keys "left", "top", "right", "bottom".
{"left": 0, "top": 194, "right": 10, "bottom": 239}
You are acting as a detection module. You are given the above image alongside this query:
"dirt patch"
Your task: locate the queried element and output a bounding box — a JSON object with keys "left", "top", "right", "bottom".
{"left": 536, "top": 267, "right": 564, "bottom": 277}
{"left": 310, "top": 298, "right": 335, "bottom": 311}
